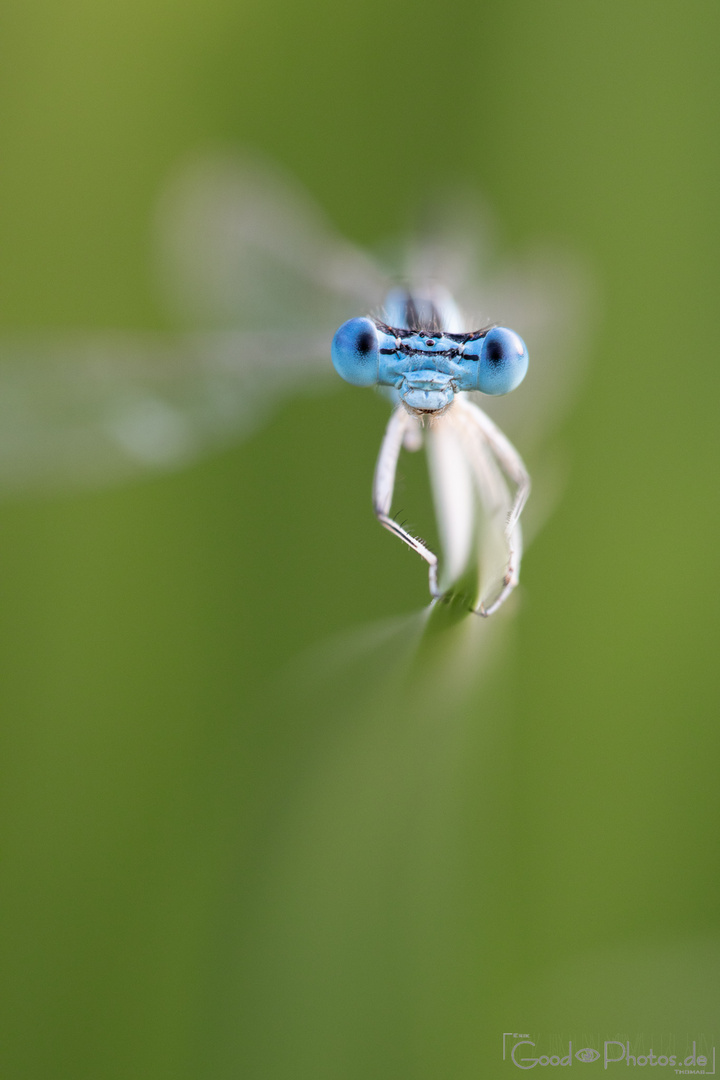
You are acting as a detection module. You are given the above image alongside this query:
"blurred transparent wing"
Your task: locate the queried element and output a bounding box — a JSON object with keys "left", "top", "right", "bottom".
{"left": 155, "top": 149, "right": 390, "bottom": 330}
{"left": 401, "top": 185, "right": 594, "bottom": 555}
{"left": 399, "top": 186, "right": 594, "bottom": 454}
{"left": 0, "top": 151, "right": 392, "bottom": 494}
{"left": 0, "top": 328, "right": 333, "bottom": 493}
{"left": 466, "top": 248, "right": 594, "bottom": 455}
{"left": 475, "top": 245, "right": 594, "bottom": 547}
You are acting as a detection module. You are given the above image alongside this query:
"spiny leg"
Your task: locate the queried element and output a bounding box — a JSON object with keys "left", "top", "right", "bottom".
{"left": 452, "top": 408, "right": 520, "bottom": 615}
{"left": 373, "top": 406, "right": 439, "bottom": 597}
{"left": 455, "top": 396, "right": 530, "bottom": 616}
{"left": 457, "top": 397, "right": 531, "bottom": 534}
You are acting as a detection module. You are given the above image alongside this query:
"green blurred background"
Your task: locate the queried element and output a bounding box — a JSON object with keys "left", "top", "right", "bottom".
{"left": 0, "top": 1, "right": 718, "bottom": 1077}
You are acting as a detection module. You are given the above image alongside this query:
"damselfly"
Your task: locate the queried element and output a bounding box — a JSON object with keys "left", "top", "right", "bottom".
{"left": 0, "top": 151, "right": 584, "bottom": 610}
{"left": 332, "top": 288, "right": 529, "bottom": 615}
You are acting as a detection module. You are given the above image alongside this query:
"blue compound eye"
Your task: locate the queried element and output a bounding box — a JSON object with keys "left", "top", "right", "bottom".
{"left": 476, "top": 327, "right": 528, "bottom": 395}
{"left": 331, "top": 317, "right": 379, "bottom": 387}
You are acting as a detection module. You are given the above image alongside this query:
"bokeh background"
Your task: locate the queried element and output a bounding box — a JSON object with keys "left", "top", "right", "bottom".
{"left": 0, "top": 1, "right": 718, "bottom": 1077}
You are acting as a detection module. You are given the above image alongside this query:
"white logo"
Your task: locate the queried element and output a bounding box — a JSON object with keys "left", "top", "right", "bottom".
{"left": 502, "top": 1034, "right": 716, "bottom": 1071}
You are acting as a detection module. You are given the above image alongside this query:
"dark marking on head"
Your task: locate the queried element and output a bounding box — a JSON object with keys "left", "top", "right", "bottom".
{"left": 373, "top": 318, "right": 498, "bottom": 362}
{"left": 443, "top": 325, "right": 495, "bottom": 344}
{"left": 393, "top": 342, "right": 461, "bottom": 360}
